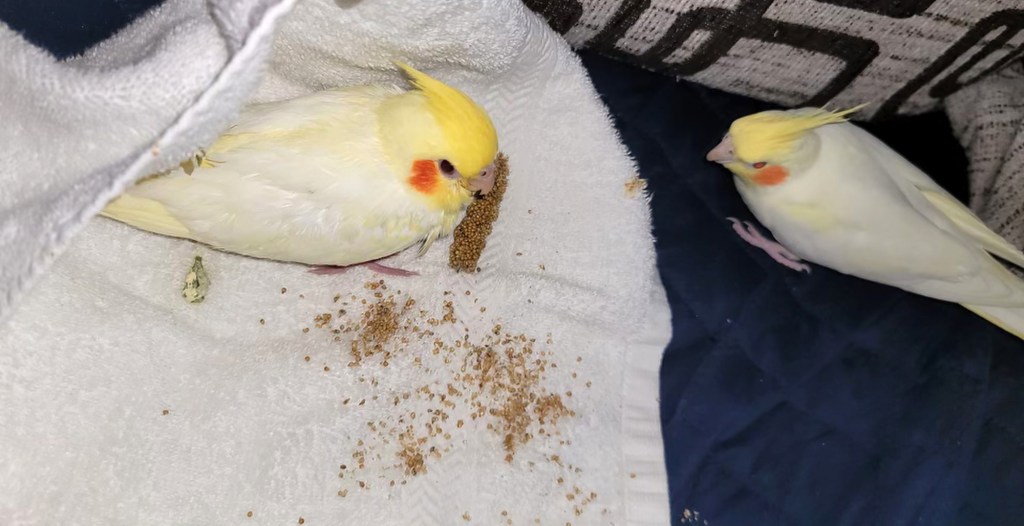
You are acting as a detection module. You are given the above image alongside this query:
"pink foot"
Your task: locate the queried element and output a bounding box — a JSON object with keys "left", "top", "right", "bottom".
{"left": 308, "top": 261, "right": 419, "bottom": 277}
{"left": 365, "top": 262, "right": 419, "bottom": 277}
{"left": 727, "top": 217, "right": 811, "bottom": 274}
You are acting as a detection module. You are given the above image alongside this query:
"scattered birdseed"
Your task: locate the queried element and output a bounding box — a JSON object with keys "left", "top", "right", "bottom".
{"left": 462, "top": 512, "right": 471, "bottom": 521}
{"left": 398, "top": 428, "right": 427, "bottom": 476}
{"left": 449, "top": 152, "right": 509, "bottom": 272}
{"left": 298, "top": 518, "right": 305, "bottom": 525}
{"left": 281, "top": 287, "right": 287, "bottom": 294}
{"left": 314, "top": 313, "right": 333, "bottom": 328}
{"left": 299, "top": 279, "right": 595, "bottom": 520}
{"left": 259, "top": 319, "right": 265, "bottom": 325}
{"left": 246, "top": 511, "right": 253, "bottom": 518}
{"left": 161, "top": 409, "right": 169, "bottom": 416}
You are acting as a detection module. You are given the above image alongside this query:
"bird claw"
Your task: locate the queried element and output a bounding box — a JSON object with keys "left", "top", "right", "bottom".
{"left": 727, "top": 217, "right": 811, "bottom": 274}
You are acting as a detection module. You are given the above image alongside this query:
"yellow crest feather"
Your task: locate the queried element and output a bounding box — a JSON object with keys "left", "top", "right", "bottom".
{"left": 395, "top": 62, "right": 498, "bottom": 177}
{"left": 730, "top": 104, "right": 868, "bottom": 162}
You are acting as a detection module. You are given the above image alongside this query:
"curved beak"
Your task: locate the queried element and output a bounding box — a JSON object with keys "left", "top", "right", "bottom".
{"left": 706, "top": 135, "right": 735, "bottom": 164}
{"left": 464, "top": 162, "right": 496, "bottom": 196}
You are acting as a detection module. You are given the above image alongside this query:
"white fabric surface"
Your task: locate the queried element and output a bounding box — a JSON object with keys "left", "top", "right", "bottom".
{"left": 0, "top": 0, "right": 294, "bottom": 319}
{"left": 0, "top": 0, "right": 671, "bottom": 524}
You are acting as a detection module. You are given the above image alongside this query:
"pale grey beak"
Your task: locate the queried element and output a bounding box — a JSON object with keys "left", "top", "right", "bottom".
{"left": 706, "top": 135, "right": 735, "bottom": 164}
{"left": 465, "top": 162, "right": 496, "bottom": 195}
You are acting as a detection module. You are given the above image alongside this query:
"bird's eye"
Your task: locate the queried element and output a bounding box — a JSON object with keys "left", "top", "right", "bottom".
{"left": 439, "top": 159, "right": 455, "bottom": 174}
{"left": 752, "top": 162, "right": 767, "bottom": 169}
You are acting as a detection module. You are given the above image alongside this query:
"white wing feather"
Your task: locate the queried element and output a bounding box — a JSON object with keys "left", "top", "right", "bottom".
{"left": 844, "top": 125, "right": 1024, "bottom": 268}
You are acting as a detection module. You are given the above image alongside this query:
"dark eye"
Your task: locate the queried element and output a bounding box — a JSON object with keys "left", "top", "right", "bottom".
{"left": 752, "top": 162, "right": 767, "bottom": 169}
{"left": 439, "top": 159, "right": 455, "bottom": 174}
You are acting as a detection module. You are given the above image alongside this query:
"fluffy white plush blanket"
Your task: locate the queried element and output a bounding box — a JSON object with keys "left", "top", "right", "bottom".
{"left": 0, "top": 0, "right": 671, "bottom": 524}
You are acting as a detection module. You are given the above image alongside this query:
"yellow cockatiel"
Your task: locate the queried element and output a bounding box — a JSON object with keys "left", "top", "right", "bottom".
{"left": 102, "top": 63, "right": 498, "bottom": 274}
{"left": 707, "top": 106, "right": 1024, "bottom": 340}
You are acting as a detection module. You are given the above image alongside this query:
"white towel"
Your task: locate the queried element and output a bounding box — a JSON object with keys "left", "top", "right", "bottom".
{"left": 0, "top": 1, "right": 671, "bottom": 524}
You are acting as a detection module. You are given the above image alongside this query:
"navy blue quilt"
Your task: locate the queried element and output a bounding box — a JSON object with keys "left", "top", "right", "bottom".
{"left": 579, "top": 51, "right": 1024, "bottom": 526}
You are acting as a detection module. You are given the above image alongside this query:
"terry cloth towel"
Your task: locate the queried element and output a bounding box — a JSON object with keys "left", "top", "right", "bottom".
{"left": 0, "top": 0, "right": 671, "bottom": 525}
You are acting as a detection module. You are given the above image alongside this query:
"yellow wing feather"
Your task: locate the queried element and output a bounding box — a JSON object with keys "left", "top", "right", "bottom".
{"left": 920, "top": 189, "right": 1024, "bottom": 268}
{"left": 963, "top": 304, "right": 1024, "bottom": 340}
{"left": 100, "top": 193, "right": 192, "bottom": 239}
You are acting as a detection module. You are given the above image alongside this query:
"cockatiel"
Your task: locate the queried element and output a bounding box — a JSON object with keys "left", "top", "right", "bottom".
{"left": 101, "top": 63, "right": 498, "bottom": 275}
{"left": 706, "top": 106, "right": 1024, "bottom": 340}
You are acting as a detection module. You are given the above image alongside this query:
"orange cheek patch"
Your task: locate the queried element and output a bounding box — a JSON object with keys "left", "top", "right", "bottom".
{"left": 409, "top": 160, "right": 440, "bottom": 194}
{"left": 753, "top": 165, "right": 789, "bottom": 186}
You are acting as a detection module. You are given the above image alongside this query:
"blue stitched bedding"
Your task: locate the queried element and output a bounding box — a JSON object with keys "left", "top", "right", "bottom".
{"left": 579, "top": 50, "right": 1024, "bottom": 526}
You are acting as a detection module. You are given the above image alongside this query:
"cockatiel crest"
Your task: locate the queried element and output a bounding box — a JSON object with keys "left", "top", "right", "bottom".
{"left": 730, "top": 105, "right": 865, "bottom": 160}
{"left": 709, "top": 105, "right": 867, "bottom": 186}
{"left": 397, "top": 63, "right": 497, "bottom": 180}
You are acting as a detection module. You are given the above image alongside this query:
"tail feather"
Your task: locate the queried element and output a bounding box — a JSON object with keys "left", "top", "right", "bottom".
{"left": 962, "top": 304, "right": 1024, "bottom": 341}
{"left": 100, "top": 194, "right": 192, "bottom": 240}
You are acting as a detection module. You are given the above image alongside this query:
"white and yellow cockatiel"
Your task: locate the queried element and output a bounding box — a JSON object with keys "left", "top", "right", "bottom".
{"left": 102, "top": 63, "right": 498, "bottom": 275}
{"left": 706, "top": 106, "right": 1024, "bottom": 340}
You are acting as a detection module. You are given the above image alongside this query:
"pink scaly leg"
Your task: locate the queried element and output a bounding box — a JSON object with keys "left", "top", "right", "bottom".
{"left": 365, "top": 262, "right": 419, "bottom": 277}
{"left": 308, "top": 260, "right": 419, "bottom": 277}
{"left": 726, "top": 217, "right": 811, "bottom": 274}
